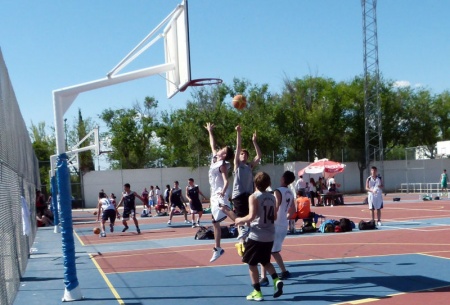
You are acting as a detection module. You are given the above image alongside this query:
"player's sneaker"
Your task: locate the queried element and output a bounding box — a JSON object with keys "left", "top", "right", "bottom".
{"left": 377, "top": 221, "right": 382, "bottom": 226}
{"left": 137, "top": 227, "right": 141, "bottom": 234}
{"left": 210, "top": 247, "right": 224, "bottom": 262}
{"left": 185, "top": 220, "right": 192, "bottom": 224}
{"left": 109, "top": 224, "right": 114, "bottom": 233}
{"left": 246, "top": 290, "right": 263, "bottom": 301}
{"left": 237, "top": 225, "right": 250, "bottom": 240}
{"left": 273, "top": 278, "right": 284, "bottom": 298}
{"left": 122, "top": 226, "right": 129, "bottom": 233}
{"left": 259, "top": 277, "right": 269, "bottom": 287}
{"left": 167, "top": 220, "right": 171, "bottom": 225}
{"left": 278, "top": 270, "right": 291, "bottom": 280}
{"left": 235, "top": 243, "right": 245, "bottom": 257}
{"left": 100, "top": 232, "right": 106, "bottom": 238}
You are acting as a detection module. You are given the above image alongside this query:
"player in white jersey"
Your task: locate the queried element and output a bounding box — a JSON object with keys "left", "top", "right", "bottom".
{"left": 205, "top": 122, "right": 237, "bottom": 262}
{"left": 366, "top": 166, "right": 383, "bottom": 226}
{"left": 260, "top": 171, "right": 296, "bottom": 285}
{"left": 96, "top": 191, "right": 118, "bottom": 237}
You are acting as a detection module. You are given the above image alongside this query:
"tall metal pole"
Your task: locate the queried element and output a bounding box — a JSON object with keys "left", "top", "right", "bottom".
{"left": 362, "top": 0, "right": 384, "bottom": 179}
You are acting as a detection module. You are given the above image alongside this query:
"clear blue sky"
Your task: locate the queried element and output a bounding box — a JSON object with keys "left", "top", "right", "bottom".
{"left": 1, "top": 0, "right": 449, "bottom": 131}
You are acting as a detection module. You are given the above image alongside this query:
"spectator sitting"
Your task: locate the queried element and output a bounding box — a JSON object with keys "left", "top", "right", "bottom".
{"left": 327, "top": 183, "right": 343, "bottom": 206}
{"left": 155, "top": 194, "right": 168, "bottom": 216}
{"left": 36, "top": 210, "right": 53, "bottom": 227}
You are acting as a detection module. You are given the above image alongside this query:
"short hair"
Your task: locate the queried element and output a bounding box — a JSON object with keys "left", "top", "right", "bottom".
{"left": 254, "top": 172, "right": 271, "bottom": 191}
{"left": 188, "top": 178, "right": 194, "bottom": 182}
{"left": 174, "top": 181, "right": 179, "bottom": 184}
{"left": 241, "top": 149, "right": 249, "bottom": 158}
{"left": 124, "top": 183, "right": 130, "bottom": 188}
{"left": 282, "top": 171, "right": 295, "bottom": 185}
{"left": 371, "top": 166, "right": 377, "bottom": 170}
{"left": 297, "top": 189, "right": 305, "bottom": 197}
{"left": 224, "top": 146, "right": 234, "bottom": 161}
{"left": 110, "top": 193, "right": 116, "bottom": 199}
{"left": 99, "top": 192, "right": 106, "bottom": 199}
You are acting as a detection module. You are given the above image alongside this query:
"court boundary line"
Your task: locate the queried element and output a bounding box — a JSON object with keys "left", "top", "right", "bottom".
{"left": 89, "top": 253, "right": 125, "bottom": 305}
{"left": 98, "top": 250, "right": 450, "bottom": 275}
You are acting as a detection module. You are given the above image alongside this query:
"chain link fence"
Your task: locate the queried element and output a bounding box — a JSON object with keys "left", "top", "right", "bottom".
{"left": 0, "top": 49, "right": 40, "bottom": 305}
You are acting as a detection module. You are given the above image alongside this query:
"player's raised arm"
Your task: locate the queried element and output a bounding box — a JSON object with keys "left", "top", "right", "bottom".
{"left": 205, "top": 122, "right": 218, "bottom": 156}
{"left": 234, "top": 124, "right": 242, "bottom": 172}
{"left": 250, "top": 131, "right": 262, "bottom": 168}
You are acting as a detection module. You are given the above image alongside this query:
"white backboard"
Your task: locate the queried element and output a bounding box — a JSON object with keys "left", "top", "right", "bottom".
{"left": 164, "top": 1, "right": 191, "bottom": 98}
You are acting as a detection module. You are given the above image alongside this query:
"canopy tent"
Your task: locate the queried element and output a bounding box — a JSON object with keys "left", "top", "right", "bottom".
{"left": 298, "top": 158, "right": 346, "bottom": 179}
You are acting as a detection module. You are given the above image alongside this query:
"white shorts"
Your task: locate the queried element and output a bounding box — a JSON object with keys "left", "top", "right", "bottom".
{"left": 368, "top": 192, "right": 383, "bottom": 210}
{"left": 210, "top": 193, "right": 230, "bottom": 223}
{"left": 272, "top": 224, "right": 288, "bottom": 253}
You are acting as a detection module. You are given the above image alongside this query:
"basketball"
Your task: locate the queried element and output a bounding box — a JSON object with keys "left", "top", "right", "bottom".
{"left": 232, "top": 94, "right": 247, "bottom": 110}
{"left": 93, "top": 211, "right": 97, "bottom": 216}
{"left": 93, "top": 227, "right": 101, "bottom": 235}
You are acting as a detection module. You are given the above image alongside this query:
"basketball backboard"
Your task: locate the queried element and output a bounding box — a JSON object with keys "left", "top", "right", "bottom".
{"left": 164, "top": 0, "right": 191, "bottom": 98}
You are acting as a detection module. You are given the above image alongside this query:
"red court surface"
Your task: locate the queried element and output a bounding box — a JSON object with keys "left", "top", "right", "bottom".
{"left": 14, "top": 193, "right": 450, "bottom": 305}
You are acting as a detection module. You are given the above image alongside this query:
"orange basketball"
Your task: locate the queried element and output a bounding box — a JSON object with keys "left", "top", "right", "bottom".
{"left": 93, "top": 227, "right": 101, "bottom": 235}
{"left": 93, "top": 211, "right": 98, "bottom": 216}
{"left": 232, "top": 94, "right": 247, "bottom": 110}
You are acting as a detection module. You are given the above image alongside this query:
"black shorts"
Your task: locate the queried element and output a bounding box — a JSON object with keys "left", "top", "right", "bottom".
{"left": 232, "top": 193, "right": 250, "bottom": 217}
{"left": 171, "top": 201, "right": 186, "bottom": 211}
{"left": 242, "top": 238, "right": 273, "bottom": 266}
{"left": 189, "top": 199, "right": 203, "bottom": 214}
{"left": 123, "top": 205, "right": 136, "bottom": 220}
{"left": 102, "top": 209, "right": 116, "bottom": 223}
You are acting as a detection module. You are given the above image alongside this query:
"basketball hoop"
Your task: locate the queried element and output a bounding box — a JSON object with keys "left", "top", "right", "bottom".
{"left": 179, "top": 78, "right": 223, "bottom": 92}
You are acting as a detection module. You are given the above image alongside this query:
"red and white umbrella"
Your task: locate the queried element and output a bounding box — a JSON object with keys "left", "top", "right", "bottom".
{"left": 298, "top": 158, "right": 346, "bottom": 179}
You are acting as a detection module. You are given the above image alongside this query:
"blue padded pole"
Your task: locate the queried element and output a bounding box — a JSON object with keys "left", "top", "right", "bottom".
{"left": 57, "top": 153, "right": 79, "bottom": 291}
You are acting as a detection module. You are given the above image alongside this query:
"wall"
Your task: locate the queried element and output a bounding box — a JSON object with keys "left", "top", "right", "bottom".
{"left": 82, "top": 159, "right": 450, "bottom": 208}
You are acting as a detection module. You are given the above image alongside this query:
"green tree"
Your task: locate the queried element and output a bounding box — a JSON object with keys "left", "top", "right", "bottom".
{"left": 99, "top": 97, "right": 159, "bottom": 169}
{"left": 29, "top": 122, "right": 55, "bottom": 192}
{"left": 403, "top": 88, "right": 438, "bottom": 158}
{"left": 433, "top": 90, "right": 450, "bottom": 141}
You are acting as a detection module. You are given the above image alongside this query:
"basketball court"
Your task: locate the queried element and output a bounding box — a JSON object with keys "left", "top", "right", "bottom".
{"left": 13, "top": 193, "right": 450, "bottom": 304}
{"left": 33, "top": 1, "right": 450, "bottom": 304}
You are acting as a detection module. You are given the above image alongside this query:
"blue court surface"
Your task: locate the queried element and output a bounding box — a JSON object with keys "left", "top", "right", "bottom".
{"left": 13, "top": 199, "right": 450, "bottom": 304}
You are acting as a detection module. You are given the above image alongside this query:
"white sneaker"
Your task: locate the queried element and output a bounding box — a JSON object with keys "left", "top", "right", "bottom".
{"left": 377, "top": 221, "right": 382, "bottom": 226}
{"left": 167, "top": 220, "right": 171, "bottom": 225}
{"left": 210, "top": 247, "right": 224, "bottom": 262}
{"left": 185, "top": 220, "right": 192, "bottom": 224}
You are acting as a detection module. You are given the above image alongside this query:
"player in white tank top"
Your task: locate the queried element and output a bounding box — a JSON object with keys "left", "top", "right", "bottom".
{"left": 260, "top": 171, "right": 296, "bottom": 283}
{"left": 205, "top": 122, "right": 237, "bottom": 263}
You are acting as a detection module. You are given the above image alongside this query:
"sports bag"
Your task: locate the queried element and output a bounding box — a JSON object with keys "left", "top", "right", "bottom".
{"left": 358, "top": 220, "right": 376, "bottom": 230}
{"left": 339, "top": 218, "right": 352, "bottom": 232}
{"left": 319, "top": 219, "right": 336, "bottom": 233}
{"left": 194, "top": 226, "right": 214, "bottom": 240}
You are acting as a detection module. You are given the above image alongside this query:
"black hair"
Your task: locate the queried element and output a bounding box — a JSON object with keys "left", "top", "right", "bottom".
{"left": 282, "top": 171, "right": 295, "bottom": 185}
{"left": 224, "top": 146, "right": 234, "bottom": 161}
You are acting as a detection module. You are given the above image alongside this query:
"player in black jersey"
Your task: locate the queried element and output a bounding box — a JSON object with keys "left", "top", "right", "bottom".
{"left": 116, "top": 183, "right": 145, "bottom": 234}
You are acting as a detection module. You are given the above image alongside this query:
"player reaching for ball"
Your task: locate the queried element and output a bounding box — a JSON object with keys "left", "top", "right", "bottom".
{"left": 233, "top": 124, "right": 262, "bottom": 256}
{"left": 97, "top": 191, "right": 118, "bottom": 237}
{"left": 204, "top": 122, "right": 237, "bottom": 262}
